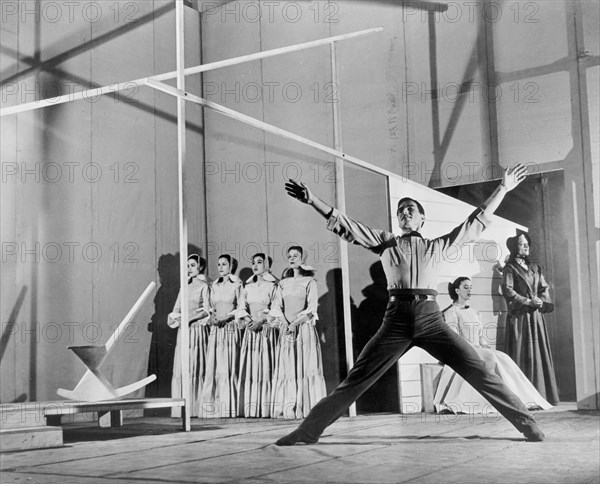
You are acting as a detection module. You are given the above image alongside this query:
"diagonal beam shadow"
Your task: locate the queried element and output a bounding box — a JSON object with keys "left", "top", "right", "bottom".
{"left": 3, "top": 0, "right": 595, "bottom": 162}
{"left": 0, "top": 2, "right": 174, "bottom": 87}
{"left": 0, "top": 0, "right": 445, "bottom": 89}
{"left": 426, "top": 7, "right": 600, "bottom": 189}
{"left": 0, "top": 2, "right": 205, "bottom": 133}
{"left": 436, "top": 39, "right": 481, "bottom": 168}
{"left": 427, "top": 12, "right": 483, "bottom": 188}
{"left": 1, "top": 43, "right": 204, "bottom": 135}
{"left": 0, "top": 286, "right": 28, "bottom": 363}
{"left": 496, "top": 55, "right": 600, "bottom": 83}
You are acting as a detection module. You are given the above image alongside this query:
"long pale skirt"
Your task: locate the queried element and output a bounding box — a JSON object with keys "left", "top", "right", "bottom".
{"left": 433, "top": 347, "right": 553, "bottom": 414}
{"left": 237, "top": 326, "right": 277, "bottom": 417}
{"left": 271, "top": 323, "right": 326, "bottom": 419}
{"left": 171, "top": 323, "right": 209, "bottom": 417}
{"left": 198, "top": 322, "right": 242, "bottom": 418}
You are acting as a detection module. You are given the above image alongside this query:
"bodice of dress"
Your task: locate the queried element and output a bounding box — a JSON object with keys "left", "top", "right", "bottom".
{"left": 243, "top": 273, "right": 278, "bottom": 320}
{"left": 278, "top": 276, "right": 318, "bottom": 323}
{"left": 167, "top": 274, "right": 210, "bottom": 328}
{"left": 502, "top": 261, "right": 553, "bottom": 314}
{"left": 444, "top": 303, "right": 483, "bottom": 347}
{"left": 211, "top": 275, "right": 241, "bottom": 319}
{"left": 172, "top": 275, "right": 210, "bottom": 313}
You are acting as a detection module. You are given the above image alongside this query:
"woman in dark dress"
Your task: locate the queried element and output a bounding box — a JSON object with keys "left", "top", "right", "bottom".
{"left": 502, "top": 233, "right": 559, "bottom": 404}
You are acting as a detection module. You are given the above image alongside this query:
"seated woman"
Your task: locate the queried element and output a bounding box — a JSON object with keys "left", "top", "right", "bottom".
{"left": 167, "top": 254, "right": 211, "bottom": 417}
{"left": 433, "top": 276, "right": 552, "bottom": 415}
{"left": 236, "top": 253, "right": 279, "bottom": 417}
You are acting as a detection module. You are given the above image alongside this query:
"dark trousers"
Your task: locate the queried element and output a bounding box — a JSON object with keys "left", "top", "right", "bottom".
{"left": 298, "top": 297, "right": 537, "bottom": 439}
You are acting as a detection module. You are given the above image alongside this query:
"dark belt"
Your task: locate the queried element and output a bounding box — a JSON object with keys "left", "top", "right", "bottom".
{"left": 388, "top": 289, "right": 437, "bottom": 302}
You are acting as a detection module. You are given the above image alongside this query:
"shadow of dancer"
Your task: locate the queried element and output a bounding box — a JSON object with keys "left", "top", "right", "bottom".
{"left": 355, "top": 262, "right": 399, "bottom": 413}
{"left": 145, "top": 254, "right": 181, "bottom": 405}
{"left": 317, "top": 269, "right": 354, "bottom": 393}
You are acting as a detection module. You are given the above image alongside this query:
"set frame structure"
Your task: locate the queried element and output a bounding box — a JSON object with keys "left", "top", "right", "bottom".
{"left": 1, "top": 0, "right": 442, "bottom": 431}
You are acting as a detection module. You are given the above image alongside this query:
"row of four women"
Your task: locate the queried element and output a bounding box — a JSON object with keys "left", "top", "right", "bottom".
{"left": 167, "top": 247, "right": 327, "bottom": 419}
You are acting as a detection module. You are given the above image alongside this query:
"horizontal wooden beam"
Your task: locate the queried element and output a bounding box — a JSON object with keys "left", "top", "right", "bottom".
{"left": 0, "top": 27, "right": 382, "bottom": 117}
{"left": 42, "top": 398, "right": 186, "bottom": 415}
{"left": 145, "top": 79, "right": 405, "bottom": 181}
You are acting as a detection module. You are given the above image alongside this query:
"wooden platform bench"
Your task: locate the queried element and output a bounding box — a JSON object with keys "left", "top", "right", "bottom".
{"left": 43, "top": 398, "right": 186, "bottom": 428}
{"left": 1, "top": 398, "right": 185, "bottom": 451}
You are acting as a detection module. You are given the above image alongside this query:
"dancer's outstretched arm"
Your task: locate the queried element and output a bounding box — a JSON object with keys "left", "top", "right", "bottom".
{"left": 286, "top": 164, "right": 527, "bottom": 221}
{"left": 285, "top": 178, "right": 393, "bottom": 251}
{"left": 285, "top": 179, "right": 332, "bottom": 218}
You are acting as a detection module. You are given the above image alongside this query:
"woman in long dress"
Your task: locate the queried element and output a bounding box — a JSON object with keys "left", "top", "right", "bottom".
{"left": 502, "top": 233, "right": 559, "bottom": 404}
{"left": 433, "top": 276, "right": 552, "bottom": 414}
{"left": 167, "top": 254, "right": 211, "bottom": 417}
{"left": 270, "top": 246, "right": 327, "bottom": 419}
{"left": 199, "top": 254, "right": 242, "bottom": 418}
{"left": 236, "top": 253, "right": 279, "bottom": 417}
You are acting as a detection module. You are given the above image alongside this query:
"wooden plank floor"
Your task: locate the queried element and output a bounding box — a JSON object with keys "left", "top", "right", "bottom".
{"left": 1, "top": 403, "right": 598, "bottom": 484}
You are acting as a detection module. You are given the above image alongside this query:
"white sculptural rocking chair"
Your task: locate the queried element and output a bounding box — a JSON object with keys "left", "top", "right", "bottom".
{"left": 57, "top": 282, "right": 157, "bottom": 402}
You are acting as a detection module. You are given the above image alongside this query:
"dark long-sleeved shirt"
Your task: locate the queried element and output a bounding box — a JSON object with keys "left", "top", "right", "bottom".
{"left": 326, "top": 207, "right": 493, "bottom": 290}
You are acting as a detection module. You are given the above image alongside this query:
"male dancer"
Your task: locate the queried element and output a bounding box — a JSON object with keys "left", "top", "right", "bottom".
{"left": 276, "top": 164, "right": 545, "bottom": 445}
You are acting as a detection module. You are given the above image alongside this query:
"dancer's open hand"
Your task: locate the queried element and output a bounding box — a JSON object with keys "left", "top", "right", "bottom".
{"left": 285, "top": 179, "right": 312, "bottom": 204}
{"left": 502, "top": 164, "right": 528, "bottom": 191}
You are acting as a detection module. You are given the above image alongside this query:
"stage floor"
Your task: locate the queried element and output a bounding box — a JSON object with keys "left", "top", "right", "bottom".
{"left": 1, "top": 403, "right": 598, "bottom": 484}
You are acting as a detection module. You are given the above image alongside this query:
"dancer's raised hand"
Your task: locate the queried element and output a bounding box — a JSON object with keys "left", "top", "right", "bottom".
{"left": 285, "top": 179, "right": 312, "bottom": 204}
{"left": 502, "top": 164, "right": 528, "bottom": 191}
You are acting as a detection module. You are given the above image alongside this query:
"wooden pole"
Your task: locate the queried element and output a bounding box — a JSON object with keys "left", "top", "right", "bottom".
{"left": 175, "top": 0, "right": 191, "bottom": 432}
{"left": 567, "top": 1, "right": 600, "bottom": 410}
{"left": 105, "top": 282, "right": 156, "bottom": 352}
{"left": 0, "top": 28, "right": 383, "bottom": 118}
{"left": 145, "top": 79, "right": 403, "bottom": 181}
{"left": 330, "top": 42, "right": 356, "bottom": 417}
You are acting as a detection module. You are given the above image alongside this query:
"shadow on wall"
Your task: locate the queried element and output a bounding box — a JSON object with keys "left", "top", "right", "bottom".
{"left": 145, "top": 245, "right": 203, "bottom": 407}
{"left": 1, "top": 287, "right": 28, "bottom": 403}
{"left": 0, "top": 2, "right": 207, "bottom": 136}
{"left": 0, "top": 286, "right": 28, "bottom": 364}
{"left": 465, "top": 252, "right": 506, "bottom": 350}
{"left": 318, "top": 269, "right": 351, "bottom": 393}
{"left": 355, "top": 262, "right": 399, "bottom": 413}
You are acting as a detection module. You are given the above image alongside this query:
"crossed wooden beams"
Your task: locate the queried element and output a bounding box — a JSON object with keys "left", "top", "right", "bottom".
{"left": 1, "top": 21, "right": 386, "bottom": 424}
{"left": 0, "top": 27, "right": 382, "bottom": 118}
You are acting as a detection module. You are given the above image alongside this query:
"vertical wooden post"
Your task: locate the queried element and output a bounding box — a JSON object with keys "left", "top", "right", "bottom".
{"left": 566, "top": 1, "right": 599, "bottom": 410}
{"left": 481, "top": 0, "right": 500, "bottom": 171}
{"left": 176, "top": 0, "right": 192, "bottom": 431}
{"left": 330, "top": 41, "right": 356, "bottom": 417}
